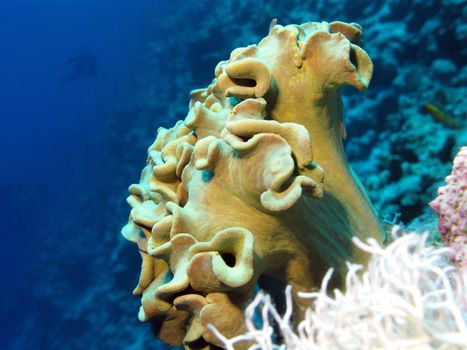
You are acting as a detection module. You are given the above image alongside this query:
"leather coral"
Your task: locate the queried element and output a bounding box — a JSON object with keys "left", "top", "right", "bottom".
{"left": 122, "top": 20, "right": 385, "bottom": 349}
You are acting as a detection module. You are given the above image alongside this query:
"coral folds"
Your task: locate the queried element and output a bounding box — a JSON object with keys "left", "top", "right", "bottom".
{"left": 123, "top": 21, "right": 385, "bottom": 349}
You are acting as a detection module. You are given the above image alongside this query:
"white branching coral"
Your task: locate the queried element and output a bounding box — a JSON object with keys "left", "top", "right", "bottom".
{"left": 210, "top": 226, "right": 467, "bottom": 350}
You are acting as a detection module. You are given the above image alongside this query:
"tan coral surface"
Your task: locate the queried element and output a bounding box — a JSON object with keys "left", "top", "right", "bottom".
{"left": 123, "top": 20, "right": 385, "bottom": 350}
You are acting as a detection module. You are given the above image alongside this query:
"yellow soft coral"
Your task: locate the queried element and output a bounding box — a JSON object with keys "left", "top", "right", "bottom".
{"left": 123, "top": 20, "right": 385, "bottom": 349}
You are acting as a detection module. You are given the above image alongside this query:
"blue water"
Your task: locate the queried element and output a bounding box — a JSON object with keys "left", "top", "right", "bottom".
{"left": 1, "top": 0, "right": 465, "bottom": 349}
{"left": 1, "top": 1, "right": 169, "bottom": 348}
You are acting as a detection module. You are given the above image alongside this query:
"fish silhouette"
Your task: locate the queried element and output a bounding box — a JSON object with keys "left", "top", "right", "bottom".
{"left": 61, "top": 51, "right": 97, "bottom": 81}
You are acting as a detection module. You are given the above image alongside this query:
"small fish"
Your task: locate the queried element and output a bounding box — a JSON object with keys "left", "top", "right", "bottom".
{"left": 61, "top": 51, "right": 97, "bottom": 81}
{"left": 423, "top": 103, "right": 462, "bottom": 129}
{"left": 269, "top": 18, "right": 278, "bottom": 32}
{"left": 339, "top": 122, "right": 347, "bottom": 140}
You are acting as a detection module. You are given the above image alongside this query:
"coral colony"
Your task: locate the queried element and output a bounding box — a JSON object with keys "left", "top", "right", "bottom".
{"left": 430, "top": 146, "right": 466, "bottom": 268}
{"left": 123, "top": 21, "right": 466, "bottom": 349}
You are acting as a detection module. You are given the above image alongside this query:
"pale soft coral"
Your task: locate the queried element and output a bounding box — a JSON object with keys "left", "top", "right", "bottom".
{"left": 430, "top": 146, "right": 467, "bottom": 267}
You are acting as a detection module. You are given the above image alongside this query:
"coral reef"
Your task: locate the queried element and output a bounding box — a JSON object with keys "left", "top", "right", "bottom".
{"left": 211, "top": 227, "right": 467, "bottom": 350}
{"left": 123, "top": 21, "right": 384, "bottom": 348}
{"left": 341, "top": 0, "right": 467, "bottom": 222}
{"left": 13, "top": 1, "right": 466, "bottom": 349}
{"left": 430, "top": 146, "right": 467, "bottom": 267}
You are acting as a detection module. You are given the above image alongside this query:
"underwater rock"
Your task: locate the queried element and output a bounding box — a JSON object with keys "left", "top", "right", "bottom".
{"left": 123, "top": 20, "right": 384, "bottom": 349}
{"left": 431, "top": 58, "right": 457, "bottom": 80}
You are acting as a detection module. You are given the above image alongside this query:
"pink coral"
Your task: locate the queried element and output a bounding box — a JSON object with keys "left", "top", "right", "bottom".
{"left": 430, "top": 146, "right": 467, "bottom": 266}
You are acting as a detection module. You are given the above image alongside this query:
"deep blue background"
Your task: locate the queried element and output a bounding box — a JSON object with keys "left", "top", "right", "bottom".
{"left": 0, "top": 1, "right": 168, "bottom": 348}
